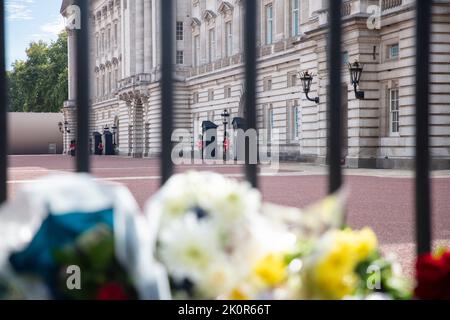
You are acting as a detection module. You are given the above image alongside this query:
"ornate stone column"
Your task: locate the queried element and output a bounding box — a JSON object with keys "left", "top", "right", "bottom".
{"left": 67, "top": 29, "right": 77, "bottom": 101}
{"left": 144, "top": 0, "right": 152, "bottom": 73}
{"left": 135, "top": 0, "right": 145, "bottom": 74}
{"left": 119, "top": 89, "right": 148, "bottom": 158}
{"left": 62, "top": 28, "right": 78, "bottom": 155}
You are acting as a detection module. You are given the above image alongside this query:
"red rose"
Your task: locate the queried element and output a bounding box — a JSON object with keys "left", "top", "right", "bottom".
{"left": 415, "top": 251, "right": 450, "bottom": 300}
{"left": 96, "top": 282, "right": 129, "bottom": 300}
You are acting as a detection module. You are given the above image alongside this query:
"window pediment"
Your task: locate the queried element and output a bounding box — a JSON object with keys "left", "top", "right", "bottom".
{"left": 190, "top": 17, "right": 201, "bottom": 28}
{"left": 202, "top": 10, "right": 217, "bottom": 22}
{"left": 218, "top": 2, "right": 234, "bottom": 15}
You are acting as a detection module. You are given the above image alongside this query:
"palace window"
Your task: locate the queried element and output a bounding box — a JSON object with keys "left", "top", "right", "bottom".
{"left": 388, "top": 43, "right": 399, "bottom": 60}
{"left": 225, "top": 22, "right": 232, "bottom": 57}
{"left": 224, "top": 86, "right": 232, "bottom": 99}
{"left": 290, "top": 100, "right": 300, "bottom": 140}
{"left": 342, "top": 51, "right": 349, "bottom": 65}
{"left": 291, "top": 0, "right": 300, "bottom": 37}
{"left": 266, "top": 104, "right": 274, "bottom": 142}
{"left": 114, "top": 24, "right": 118, "bottom": 47}
{"left": 176, "top": 50, "right": 184, "bottom": 65}
{"left": 101, "top": 33, "right": 105, "bottom": 53}
{"left": 107, "top": 28, "right": 111, "bottom": 50}
{"left": 287, "top": 72, "right": 297, "bottom": 88}
{"left": 102, "top": 74, "right": 105, "bottom": 96}
{"left": 265, "top": 4, "right": 274, "bottom": 45}
{"left": 96, "top": 35, "right": 99, "bottom": 56}
{"left": 208, "top": 89, "right": 214, "bottom": 101}
{"left": 108, "top": 70, "right": 112, "bottom": 94}
{"left": 389, "top": 88, "right": 400, "bottom": 134}
{"left": 194, "top": 35, "right": 200, "bottom": 67}
{"left": 208, "top": 28, "right": 216, "bottom": 63}
{"left": 263, "top": 77, "right": 272, "bottom": 91}
{"left": 176, "top": 21, "right": 184, "bottom": 40}
{"left": 193, "top": 92, "right": 199, "bottom": 104}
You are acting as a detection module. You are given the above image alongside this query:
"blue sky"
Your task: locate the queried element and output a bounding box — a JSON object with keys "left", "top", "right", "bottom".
{"left": 5, "top": 0, "right": 65, "bottom": 69}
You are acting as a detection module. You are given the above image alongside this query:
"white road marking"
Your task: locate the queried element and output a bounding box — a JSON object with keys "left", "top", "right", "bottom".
{"left": 7, "top": 171, "right": 311, "bottom": 184}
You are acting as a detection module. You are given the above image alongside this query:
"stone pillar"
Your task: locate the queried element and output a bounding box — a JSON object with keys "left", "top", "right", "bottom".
{"left": 232, "top": 4, "right": 242, "bottom": 55}
{"left": 132, "top": 96, "right": 144, "bottom": 158}
{"left": 135, "top": 0, "right": 145, "bottom": 74}
{"left": 144, "top": 0, "right": 152, "bottom": 73}
{"left": 63, "top": 28, "right": 78, "bottom": 155}
{"left": 62, "top": 102, "right": 77, "bottom": 155}
{"left": 151, "top": 0, "right": 158, "bottom": 69}
{"left": 67, "top": 29, "right": 77, "bottom": 101}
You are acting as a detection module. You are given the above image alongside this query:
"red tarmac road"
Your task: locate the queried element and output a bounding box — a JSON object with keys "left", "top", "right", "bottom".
{"left": 6, "top": 155, "right": 450, "bottom": 275}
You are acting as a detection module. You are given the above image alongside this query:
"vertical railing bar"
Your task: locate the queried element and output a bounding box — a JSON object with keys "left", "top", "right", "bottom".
{"left": 244, "top": 0, "right": 258, "bottom": 188}
{"left": 415, "top": 0, "right": 432, "bottom": 255}
{"left": 0, "top": 1, "right": 7, "bottom": 204}
{"left": 161, "top": 0, "right": 174, "bottom": 185}
{"left": 328, "top": 0, "right": 343, "bottom": 194}
{"left": 76, "top": 0, "right": 91, "bottom": 173}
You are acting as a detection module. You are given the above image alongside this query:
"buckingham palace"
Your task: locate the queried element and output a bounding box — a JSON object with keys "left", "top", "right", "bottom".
{"left": 60, "top": 0, "right": 450, "bottom": 169}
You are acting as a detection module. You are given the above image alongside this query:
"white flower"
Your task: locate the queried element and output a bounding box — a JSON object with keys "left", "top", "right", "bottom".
{"left": 157, "top": 214, "right": 223, "bottom": 283}
{"left": 197, "top": 261, "right": 237, "bottom": 298}
{"left": 155, "top": 172, "right": 261, "bottom": 227}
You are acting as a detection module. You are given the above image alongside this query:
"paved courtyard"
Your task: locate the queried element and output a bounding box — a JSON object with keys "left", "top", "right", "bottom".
{"left": 6, "top": 155, "right": 450, "bottom": 276}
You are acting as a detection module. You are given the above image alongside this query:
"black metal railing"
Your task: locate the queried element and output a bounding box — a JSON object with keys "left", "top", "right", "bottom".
{"left": 0, "top": 0, "right": 433, "bottom": 258}
{"left": 0, "top": 1, "right": 7, "bottom": 204}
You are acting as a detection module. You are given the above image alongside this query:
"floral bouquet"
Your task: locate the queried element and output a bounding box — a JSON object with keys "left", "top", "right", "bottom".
{"left": 0, "top": 173, "right": 160, "bottom": 300}
{"left": 144, "top": 171, "right": 412, "bottom": 300}
{"left": 415, "top": 248, "right": 450, "bottom": 300}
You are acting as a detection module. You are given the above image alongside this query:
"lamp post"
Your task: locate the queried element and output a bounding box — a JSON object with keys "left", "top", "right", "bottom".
{"left": 221, "top": 109, "right": 230, "bottom": 161}
{"left": 63, "top": 121, "right": 71, "bottom": 134}
{"left": 348, "top": 60, "right": 365, "bottom": 100}
{"left": 299, "top": 71, "right": 320, "bottom": 104}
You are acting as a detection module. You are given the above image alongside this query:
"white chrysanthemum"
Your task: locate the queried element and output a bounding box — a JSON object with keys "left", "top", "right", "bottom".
{"left": 157, "top": 172, "right": 261, "bottom": 225}
{"left": 197, "top": 261, "right": 237, "bottom": 298}
{"left": 157, "top": 214, "right": 223, "bottom": 283}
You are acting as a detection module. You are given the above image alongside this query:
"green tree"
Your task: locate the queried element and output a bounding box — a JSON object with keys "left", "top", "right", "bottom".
{"left": 8, "top": 32, "right": 68, "bottom": 113}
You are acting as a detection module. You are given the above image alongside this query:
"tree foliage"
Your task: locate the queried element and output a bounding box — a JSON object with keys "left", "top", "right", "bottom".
{"left": 8, "top": 32, "right": 68, "bottom": 113}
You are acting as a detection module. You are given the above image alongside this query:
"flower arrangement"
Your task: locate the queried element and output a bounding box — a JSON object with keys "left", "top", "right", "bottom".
{"left": 145, "top": 171, "right": 412, "bottom": 300}
{"left": 0, "top": 171, "right": 425, "bottom": 300}
{"left": 2, "top": 211, "right": 137, "bottom": 300}
{"left": 0, "top": 174, "right": 143, "bottom": 300}
{"left": 415, "top": 249, "right": 450, "bottom": 300}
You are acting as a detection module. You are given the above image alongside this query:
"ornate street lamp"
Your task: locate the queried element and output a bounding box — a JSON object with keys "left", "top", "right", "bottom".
{"left": 221, "top": 109, "right": 230, "bottom": 161}
{"left": 348, "top": 60, "right": 365, "bottom": 100}
{"left": 299, "top": 70, "right": 320, "bottom": 104}
{"left": 63, "top": 121, "right": 71, "bottom": 133}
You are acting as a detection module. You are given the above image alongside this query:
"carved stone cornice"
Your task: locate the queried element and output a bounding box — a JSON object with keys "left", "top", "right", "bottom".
{"left": 218, "top": 2, "right": 234, "bottom": 15}
{"left": 202, "top": 10, "right": 217, "bottom": 22}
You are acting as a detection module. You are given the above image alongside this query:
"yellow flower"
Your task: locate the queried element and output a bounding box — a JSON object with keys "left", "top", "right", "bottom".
{"left": 229, "top": 288, "right": 250, "bottom": 300}
{"left": 307, "top": 228, "right": 378, "bottom": 299}
{"left": 253, "top": 253, "right": 287, "bottom": 287}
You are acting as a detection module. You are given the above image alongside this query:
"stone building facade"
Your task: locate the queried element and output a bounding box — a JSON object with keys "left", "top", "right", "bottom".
{"left": 61, "top": 0, "right": 450, "bottom": 169}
